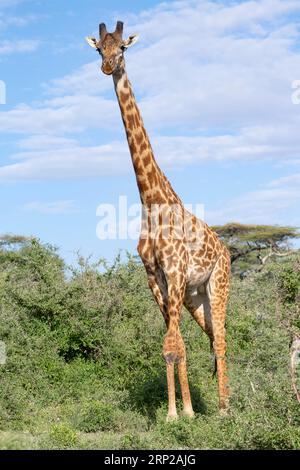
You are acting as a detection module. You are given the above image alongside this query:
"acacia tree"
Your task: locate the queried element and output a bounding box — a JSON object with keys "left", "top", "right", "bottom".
{"left": 212, "top": 223, "right": 299, "bottom": 265}
{"left": 0, "top": 234, "right": 31, "bottom": 248}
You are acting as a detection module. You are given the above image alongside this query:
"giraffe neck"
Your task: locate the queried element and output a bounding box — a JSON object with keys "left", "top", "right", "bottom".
{"left": 113, "top": 67, "right": 180, "bottom": 206}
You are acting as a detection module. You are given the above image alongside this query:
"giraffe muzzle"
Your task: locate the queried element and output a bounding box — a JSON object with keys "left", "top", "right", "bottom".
{"left": 101, "top": 58, "right": 116, "bottom": 75}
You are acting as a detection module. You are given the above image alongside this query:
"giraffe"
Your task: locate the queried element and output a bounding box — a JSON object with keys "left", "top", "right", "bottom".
{"left": 86, "top": 21, "right": 231, "bottom": 421}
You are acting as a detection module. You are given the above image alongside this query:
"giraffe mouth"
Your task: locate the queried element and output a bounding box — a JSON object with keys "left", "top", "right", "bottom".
{"left": 101, "top": 65, "right": 114, "bottom": 75}
{"left": 101, "top": 55, "right": 123, "bottom": 76}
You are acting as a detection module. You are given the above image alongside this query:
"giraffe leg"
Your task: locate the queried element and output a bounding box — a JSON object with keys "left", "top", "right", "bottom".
{"left": 146, "top": 269, "right": 169, "bottom": 325}
{"left": 144, "top": 269, "right": 178, "bottom": 419}
{"left": 207, "top": 251, "right": 230, "bottom": 412}
{"left": 178, "top": 353, "right": 194, "bottom": 418}
{"left": 164, "top": 330, "right": 194, "bottom": 418}
{"left": 166, "top": 362, "right": 177, "bottom": 421}
{"left": 163, "top": 311, "right": 180, "bottom": 421}
{"left": 162, "top": 273, "right": 194, "bottom": 421}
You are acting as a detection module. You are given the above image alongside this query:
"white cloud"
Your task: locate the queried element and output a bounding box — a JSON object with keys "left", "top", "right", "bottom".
{"left": 38, "top": 0, "right": 300, "bottom": 131}
{"left": 267, "top": 172, "right": 300, "bottom": 189}
{"left": 0, "top": 140, "right": 129, "bottom": 180}
{"left": 207, "top": 187, "right": 300, "bottom": 225}
{"left": 2, "top": 120, "right": 300, "bottom": 181}
{"left": 206, "top": 171, "right": 300, "bottom": 226}
{"left": 0, "top": 39, "right": 40, "bottom": 55}
{"left": 0, "top": 11, "right": 39, "bottom": 30}
{"left": 0, "top": 95, "right": 118, "bottom": 134}
{"left": 0, "top": 0, "right": 300, "bottom": 186}
{"left": 0, "top": 15, "right": 27, "bottom": 29}
{"left": 17, "top": 135, "right": 78, "bottom": 150}
{"left": 22, "top": 200, "right": 78, "bottom": 215}
{"left": 46, "top": 60, "right": 110, "bottom": 96}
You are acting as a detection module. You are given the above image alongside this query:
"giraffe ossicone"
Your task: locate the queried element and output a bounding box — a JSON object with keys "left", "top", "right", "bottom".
{"left": 86, "top": 21, "right": 231, "bottom": 420}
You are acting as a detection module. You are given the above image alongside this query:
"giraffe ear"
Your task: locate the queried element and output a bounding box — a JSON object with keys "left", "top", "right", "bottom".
{"left": 85, "top": 37, "right": 99, "bottom": 49}
{"left": 122, "top": 35, "right": 139, "bottom": 49}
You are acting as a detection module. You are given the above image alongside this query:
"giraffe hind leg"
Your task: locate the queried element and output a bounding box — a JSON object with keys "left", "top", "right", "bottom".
{"left": 207, "top": 250, "right": 230, "bottom": 411}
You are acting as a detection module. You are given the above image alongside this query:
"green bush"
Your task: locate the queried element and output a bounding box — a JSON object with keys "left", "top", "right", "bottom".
{"left": 49, "top": 424, "right": 78, "bottom": 448}
{"left": 0, "top": 239, "right": 300, "bottom": 449}
{"left": 279, "top": 260, "right": 300, "bottom": 304}
{"left": 74, "top": 401, "right": 116, "bottom": 433}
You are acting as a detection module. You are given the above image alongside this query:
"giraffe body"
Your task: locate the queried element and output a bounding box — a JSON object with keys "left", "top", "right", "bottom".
{"left": 86, "top": 22, "right": 230, "bottom": 419}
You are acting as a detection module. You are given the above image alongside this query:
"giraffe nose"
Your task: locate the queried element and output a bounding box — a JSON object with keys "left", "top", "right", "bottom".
{"left": 102, "top": 58, "right": 115, "bottom": 75}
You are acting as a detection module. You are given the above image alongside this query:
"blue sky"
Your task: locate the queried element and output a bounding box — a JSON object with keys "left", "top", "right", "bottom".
{"left": 1, "top": 0, "right": 300, "bottom": 264}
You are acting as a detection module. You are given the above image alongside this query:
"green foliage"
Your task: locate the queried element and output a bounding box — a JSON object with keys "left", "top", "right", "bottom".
{"left": 279, "top": 260, "right": 300, "bottom": 304}
{"left": 120, "top": 433, "right": 146, "bottom": 450}
{"left": 0, "top": 234, "right": 33, "bottom": 248}
{"left": 48, "top": 424, "right": 78, "bottom": 449}
{"left": 0, "top": 238, "right": 300, "bottom": 449}
{"left": 74, "top": 401, "right": 116, "bottom": 432}
{"left": 213, "top": 223, "right": 299, "bottom": 244}
{"left": 212, "top": 223, "right": 299, "bottom": 273}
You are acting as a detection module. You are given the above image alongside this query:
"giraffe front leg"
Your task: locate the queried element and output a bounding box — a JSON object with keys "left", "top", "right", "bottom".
{"left": 166, "top": 362, "right": 177, "bottom": 421}
{"left": 146, "top": 272, "right": 169, "bottom": 325}
{"left": 163, "top": 316, "right": 194, "bottom": 420}
{"left": 144, "top": 268, "right": 178, "bottom": 420}
{"left": 163, "top": 314, "right": 179, "bottom": 422}
{"left": 162, "top": 275, "right": 194, "bottom": 421}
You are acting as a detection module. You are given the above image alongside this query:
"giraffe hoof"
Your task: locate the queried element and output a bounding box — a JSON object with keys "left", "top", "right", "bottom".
{"left": 166, "top": 413, "right": 178, "bottom": 423}
{"left": 182, "top": 409, "right": 195, "bottom": 419}
{"left": 219, "top": 406, "right": 229, "bottom": 417}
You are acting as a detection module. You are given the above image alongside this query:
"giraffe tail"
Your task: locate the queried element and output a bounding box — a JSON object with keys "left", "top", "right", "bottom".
{"left": 211, "top": 340, "right": 217, "bottom": 378}
{"left": 212, "top": 354, "right": 217, "bottom": 378}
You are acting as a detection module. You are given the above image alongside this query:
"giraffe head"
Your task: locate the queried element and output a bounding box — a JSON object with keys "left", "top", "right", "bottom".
{"left": 85, "top": 21, "right": 138, "bottom": 76}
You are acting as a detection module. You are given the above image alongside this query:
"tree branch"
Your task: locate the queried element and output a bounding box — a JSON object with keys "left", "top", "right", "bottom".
{"left": 230, "top": 245, "right": 262, "bottom": 264}
{"left": 258, "top": 248, "right": 294, "bottom": 265}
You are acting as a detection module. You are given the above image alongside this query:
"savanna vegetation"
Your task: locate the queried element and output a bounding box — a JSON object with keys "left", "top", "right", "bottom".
{"left": 213, "top": 223, "right": 299, "bottom": 274}
{"left": 0, "top": 230, "right": 299, "bottom": 450}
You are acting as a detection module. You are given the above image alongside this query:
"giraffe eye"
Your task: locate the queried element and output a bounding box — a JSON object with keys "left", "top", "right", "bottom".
{"left": 121, "top": 45, "right": 126, "bottom": 52}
